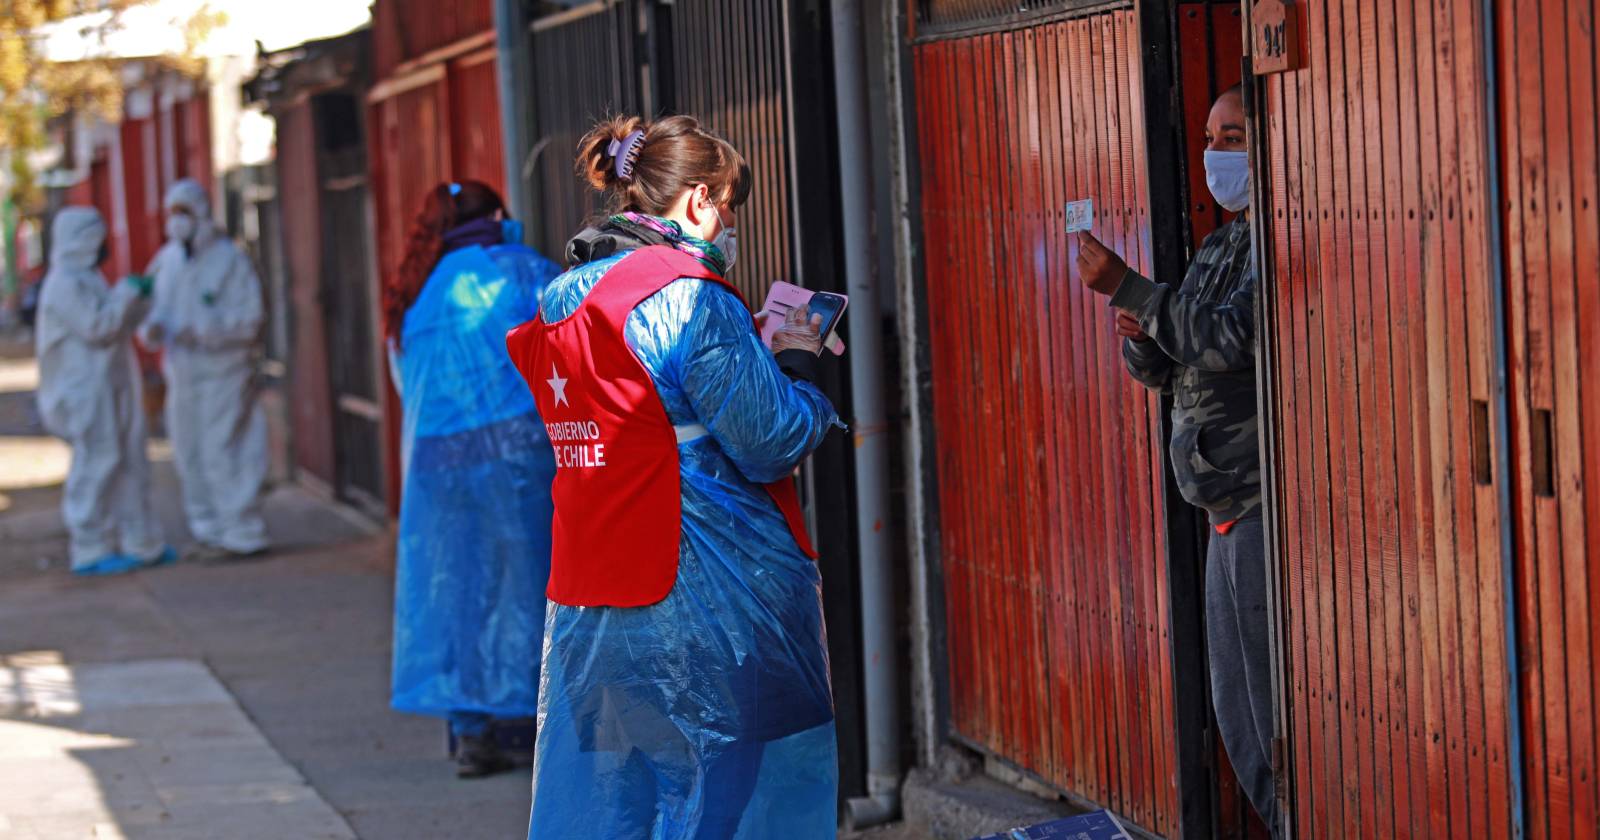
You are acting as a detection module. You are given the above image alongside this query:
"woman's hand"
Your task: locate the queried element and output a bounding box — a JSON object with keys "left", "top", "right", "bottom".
{"left": 770, "top": 304, "right": 825, "bottom": 355}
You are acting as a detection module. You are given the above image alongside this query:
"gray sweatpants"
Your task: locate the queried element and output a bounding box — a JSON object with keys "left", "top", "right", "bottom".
{"left": 1205, "top": 515, "right": 1279, "bottom": 834}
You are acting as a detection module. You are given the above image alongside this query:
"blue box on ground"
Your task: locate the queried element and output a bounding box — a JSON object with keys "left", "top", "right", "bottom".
{"left": 972, "top": 809, "right": 1132, "bottom": 840}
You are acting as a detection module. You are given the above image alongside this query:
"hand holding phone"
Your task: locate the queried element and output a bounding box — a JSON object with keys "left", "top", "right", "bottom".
{"left": 759, "top": 282, "right": 848, "bottom": 355}
{"left": 771, "top": 305, "right": 826, "bottom": 354}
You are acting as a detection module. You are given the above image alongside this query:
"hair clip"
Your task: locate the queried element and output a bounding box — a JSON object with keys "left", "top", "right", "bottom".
{"left": 448, "top": 183, "right": 462, "bottom": 196}
{"left": 607, "top": 130, "right": 646, "bottom": 182}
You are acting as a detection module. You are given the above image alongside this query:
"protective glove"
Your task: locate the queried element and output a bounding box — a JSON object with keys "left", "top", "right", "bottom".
{"left": 124, "top": 275, "right": 154, "bottom": 297}
{"left": 770, "top": 305, "right": 825, "bottom": 355}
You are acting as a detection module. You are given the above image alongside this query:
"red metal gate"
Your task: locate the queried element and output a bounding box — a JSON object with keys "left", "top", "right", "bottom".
{"left": 1497, "top": 1, "right": 1600, "bottom": 837}
{"left": 914, "top": 8, "right": 1180, "bottom": 834}
{"left": 1256, "top": 0, "right": 1515, "bottom": 835}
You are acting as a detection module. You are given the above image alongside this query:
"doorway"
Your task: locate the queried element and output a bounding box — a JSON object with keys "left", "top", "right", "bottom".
{"left": 313, "top": 93, "right": 386, "bottom": 516}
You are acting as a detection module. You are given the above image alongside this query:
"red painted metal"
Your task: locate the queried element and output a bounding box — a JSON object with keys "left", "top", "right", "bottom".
{"left": 1498, "top": 1, "right": 1600, "bottom": 838}
{"left": 914, "top": 9, "right": 1177, "bottom": 835}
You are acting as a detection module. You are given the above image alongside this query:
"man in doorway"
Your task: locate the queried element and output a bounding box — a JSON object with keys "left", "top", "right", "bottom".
{"left": 1075, "top": 84, "right": 1275, "bottom": 833}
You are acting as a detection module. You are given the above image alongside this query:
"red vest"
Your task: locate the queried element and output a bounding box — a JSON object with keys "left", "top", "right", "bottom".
{"left": 506, "top": 246, "right": 817, "bottom": 608}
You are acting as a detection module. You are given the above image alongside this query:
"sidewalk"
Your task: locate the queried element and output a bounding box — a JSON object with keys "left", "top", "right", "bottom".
{"left": 0, "top": 336, "right": 926, "bottom": 840}
{"left": 0, "top": 340, "right": 535, "bottom": 839}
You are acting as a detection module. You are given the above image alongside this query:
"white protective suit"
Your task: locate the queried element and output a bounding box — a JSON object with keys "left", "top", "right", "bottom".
{"left": 34, "top": 207, "right": 166, "bottom": 569}
{"left": 138, "top": 179, "right": 269, "bottom": 554}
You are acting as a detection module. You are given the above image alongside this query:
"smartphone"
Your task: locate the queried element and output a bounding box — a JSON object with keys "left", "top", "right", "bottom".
{"left": 805, "top": 292, "right": 848, "bottom": 348}
{"left": 759, "top": 283, "right": 849, "bottom": 354}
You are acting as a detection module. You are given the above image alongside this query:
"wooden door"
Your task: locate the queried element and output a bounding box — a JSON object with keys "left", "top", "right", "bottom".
{"left": 913, "top": 6, "right": 1179, "bottom": 834}
{"left": 1497, "top": 1, "right": 1600, "bottom": 836}
{"left": 1255, "top": 0, "right": 1515, "bottom": 836}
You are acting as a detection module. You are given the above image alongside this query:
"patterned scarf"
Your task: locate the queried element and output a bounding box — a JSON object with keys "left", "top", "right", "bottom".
{"left": 607, "top": 212, "right": 729, "bottom": 276}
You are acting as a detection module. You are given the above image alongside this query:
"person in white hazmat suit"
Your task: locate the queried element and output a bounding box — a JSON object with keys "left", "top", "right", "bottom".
{"left": 138, "top": 179, "right": 270, "bottom": 556}
{"left": 35, "top": 207, "right": 173, "bottom": 575}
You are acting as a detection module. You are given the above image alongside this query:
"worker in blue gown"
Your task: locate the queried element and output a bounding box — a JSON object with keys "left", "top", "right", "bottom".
{"left": 511, "top": 116, "right": 841, "bottom": 837}
{"left": 386, "top": 180, "right": 560, "bottom": 778}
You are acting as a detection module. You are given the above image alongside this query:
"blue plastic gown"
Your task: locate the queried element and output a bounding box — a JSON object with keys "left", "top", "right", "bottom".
{"left": 527, "top": 250, "right": 841, "bottom": 839}
{"left": 390, "top": 243, "right": 560, "bottom": 722}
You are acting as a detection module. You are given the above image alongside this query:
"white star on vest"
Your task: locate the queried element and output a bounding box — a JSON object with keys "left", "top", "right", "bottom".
{"left": 547, "top": 364, "right": 569, "bottom": 407}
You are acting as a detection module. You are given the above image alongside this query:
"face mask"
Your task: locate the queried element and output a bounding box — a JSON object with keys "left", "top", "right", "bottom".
{"left": 502, "top": 219, "right": 525, "bottom": 245}
{"left": 712, "top": 227, "right": 738, "bottom": 272}
{"left": 165, "top": 213, "right": 196, "bottom": 243}
{"left": 1203, "top": 149, "right": 1251, "bottom": 212}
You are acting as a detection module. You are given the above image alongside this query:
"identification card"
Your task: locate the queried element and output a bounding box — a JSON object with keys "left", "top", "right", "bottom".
{"left": 1065, "top": 198, "right": 1095, "bottom": 233}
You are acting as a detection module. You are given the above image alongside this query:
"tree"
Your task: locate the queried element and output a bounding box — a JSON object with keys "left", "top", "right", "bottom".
{"left": 1, "top": 2, "right": 138, "bottom": 207}
{"left": 0, "top": 1, "right": 223, "bottom": 209}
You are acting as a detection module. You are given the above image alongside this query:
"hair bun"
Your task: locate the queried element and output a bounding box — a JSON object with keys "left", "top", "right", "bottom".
{"left": 578, "top": 115, "right": 646, "bottom": 191}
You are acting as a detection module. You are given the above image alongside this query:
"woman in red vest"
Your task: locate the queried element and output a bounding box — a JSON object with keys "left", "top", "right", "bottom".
{"left": 507, "top": 115, "right": 840, "bottom": 838}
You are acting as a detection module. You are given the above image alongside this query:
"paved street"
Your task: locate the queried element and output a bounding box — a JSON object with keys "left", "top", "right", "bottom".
{"left": 0, "top": 336, "right": 923, "bottom": 840}
{"left": 0, "top": 337, "right": 535, "bottom": 839}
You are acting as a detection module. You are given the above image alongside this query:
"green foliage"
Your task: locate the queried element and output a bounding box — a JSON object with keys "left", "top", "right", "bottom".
{"left": 0, "top": 1, "right": 223, "bottom": 209}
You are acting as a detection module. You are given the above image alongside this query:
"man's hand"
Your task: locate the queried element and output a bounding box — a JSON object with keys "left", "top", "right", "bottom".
{"left": 1115, "top": 310, "right": 1150, "bottom": 342}
{"left": 1075, "top": 231, "right": 1128, "bottom": 296}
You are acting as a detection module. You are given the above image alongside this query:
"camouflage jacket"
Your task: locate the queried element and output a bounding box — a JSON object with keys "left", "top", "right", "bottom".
{"left": 1110, "top": 217, "right": 1260, "bottom": 525}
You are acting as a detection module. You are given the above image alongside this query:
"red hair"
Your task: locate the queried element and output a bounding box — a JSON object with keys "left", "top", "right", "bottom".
{"left": 385, "top": 180, "right": 505, "bottom": 346}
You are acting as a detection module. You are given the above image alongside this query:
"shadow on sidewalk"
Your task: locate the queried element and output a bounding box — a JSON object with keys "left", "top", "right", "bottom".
{"left": 0, "top": 333, "right": 535, "bottom": 839}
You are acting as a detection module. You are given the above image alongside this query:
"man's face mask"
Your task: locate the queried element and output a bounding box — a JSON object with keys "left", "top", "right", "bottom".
{"left": 165, "top": 209, "right": 196, "bottom": 243}
{"left": 1203, "top": 149, "right": 1251, "bottom": 213}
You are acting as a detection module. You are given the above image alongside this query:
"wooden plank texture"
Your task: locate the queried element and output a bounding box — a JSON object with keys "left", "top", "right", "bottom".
{"left": 1258, "top": 0, "right": 1518, "bottom": 836}
{"left": 912, "top": 8, "right": 1178, "bottom": 834}
{"left": 1500, "top": 1, "right": 1600, "bottom": 837}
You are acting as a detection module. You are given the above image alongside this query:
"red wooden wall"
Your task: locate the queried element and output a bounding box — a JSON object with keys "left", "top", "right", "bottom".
{"left": 367, "top": 0, "right": 504, "bottom": 514}
{"left": 371, "top": 0, "right": 496, "bottom": 80}
{"left": 445, "top": 51, "right": 508, "bottom": 190}
{"left": 69, "top": 90, "right": 211, "bottom": 281}
{"left": 1258, "top": 0, "right": 1515, "bottom": 836}
{"left": 1498, "top": 1, "right": 1600, "bottom": 837}
{"left": 914, "top": 10, "right": 1179, "bottom": 835}
{"left": 275, "top": 101, "right": 338, "bottom": 488}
